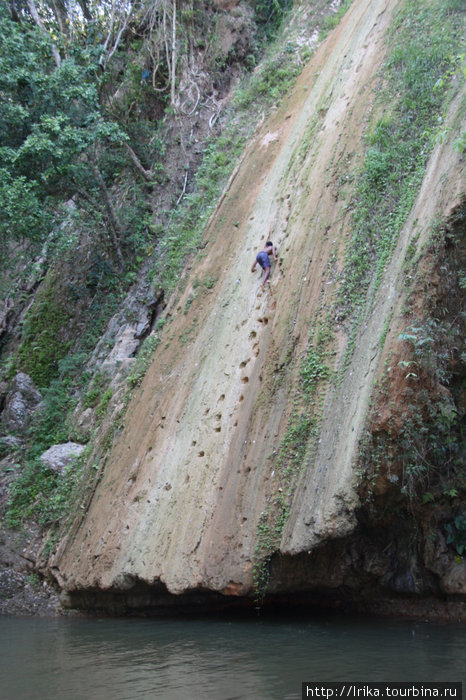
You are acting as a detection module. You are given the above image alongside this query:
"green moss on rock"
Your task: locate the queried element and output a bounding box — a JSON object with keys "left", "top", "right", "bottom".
{"left": 17, "top": 278, "right": 72, "bottom": 388}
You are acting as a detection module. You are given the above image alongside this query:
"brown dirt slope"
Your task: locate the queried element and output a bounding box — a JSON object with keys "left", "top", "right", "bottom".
{"left": 50, "top": 0, "right": 464, "bottom": 604}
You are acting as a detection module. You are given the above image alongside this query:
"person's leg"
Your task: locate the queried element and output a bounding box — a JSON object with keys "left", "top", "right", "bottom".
{"left": 261, "top": 266, "right": 271, "bottom": 289}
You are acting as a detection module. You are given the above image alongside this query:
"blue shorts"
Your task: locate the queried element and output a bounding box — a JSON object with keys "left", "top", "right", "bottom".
{"left": 256, "top": 251, "right": 271, "bottom": 269}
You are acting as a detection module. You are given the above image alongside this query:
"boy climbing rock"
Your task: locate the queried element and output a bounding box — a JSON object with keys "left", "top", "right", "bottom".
{"left": 251, "top": 241, "right": 278, "bottom": 291}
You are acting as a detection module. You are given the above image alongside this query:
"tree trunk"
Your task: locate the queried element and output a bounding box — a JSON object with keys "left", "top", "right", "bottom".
{"left": 25, "top": 0, "right": 62, "bottom": 68}
{"left": 77, "top": 0, "right": 92, "bottom": 22}
{"left": 9, "top": 0, "right": 22, "bottom": 22}
{"left": 50, "top": 0, "right": 68, "bottom": 36}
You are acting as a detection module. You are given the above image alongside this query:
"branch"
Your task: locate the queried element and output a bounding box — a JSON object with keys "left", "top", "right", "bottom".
{"left": 99, "top": 0, "right": 117, "bottom": 66}
{"left": 209, "top": 111, "right": 219, "bottom": 129}
{"left": 179, "top": 81, "right": 200, "bottom": 116}
{"left": 123, "top": 142, "right": 154, "bottom": 182}
{"left": 175, "top": 170, "right": 188, "bottom": 206}
{"left": 99, "top": 0, "right": 140, "bottom": 71}
{"left": 103, "top": 11, "right": 132, "bottom": 69}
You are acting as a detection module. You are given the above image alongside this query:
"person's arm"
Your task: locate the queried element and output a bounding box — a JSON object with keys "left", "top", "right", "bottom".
{"left": 272, "top": 246, "right": 278, "bottom": 261}
{"left": 251, "top": 259, "right": 257, "bottom": 272}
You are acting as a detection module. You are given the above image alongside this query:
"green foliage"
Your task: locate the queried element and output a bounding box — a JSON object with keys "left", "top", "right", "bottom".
{"left": 203, "top": 275, "right": 217, "bottom": 290}
{"left": 83, "top": 372, "right": 110, "bottom": 409}
{"left": 398, "top": 325, "right": 435, "bottom": 361}
{"left": 445, "top": 516, "right": 466, "bottom": 556}
{"left": 2, "top": 0, "right": 330, "bottom": 542}
{"left": 253, "top": 0, "right": 293, "bottom": 39}
{"left": 301, "top": 345, "right": 330, "bottom": 396}
{"left": 234, "top": 52, "right": 300, "bottom": 110}
{"left": 0, "top": 169, "right": 50, "bottom": 244}
{"left": 26, "top": 572, "right": 40, "bottom": 587}
{"left": 453, "top": 130, "right": 466, "bottom": 155}
{"left": 5, "top": 459, "right": 54, "bottom": 528}
{"left": 280, "top": 414, "right": 314, "bottom": 471}
{"left": 5, "top": 373, "right": 82, "bottom": 528}
{"left": 0, "top": 6, "right": 130, "bottom": 259}
{"left": 363, "top": 148, "right": 392, "bottom": 187}
{"left": 4, "top": 344, "right": 97, "bottom": 528}
{"left": 397, "top": 397, "right": 460, "bottom": 501}
{"left": 96, "top": 388, "right": 113, "bottom": 421}
{"left": 5, "top": 255, "right": 125, "bottom": 524}
{"left": 365, "top": 290, "right": 463, "bottom": 504}
{"left": 5, "top": 448, "right": 91, "bottom": 529}
{"left": 337, "top": 0, "right": 464, "bottom": 321}
{"left": 359, "top": 214, "right": 465, "bottom": 509}
{"left": 252, "top": 511, "right": 274, "bottom": 604}
{"left": 17, "top": 283, "right": 72, "bottom": 388}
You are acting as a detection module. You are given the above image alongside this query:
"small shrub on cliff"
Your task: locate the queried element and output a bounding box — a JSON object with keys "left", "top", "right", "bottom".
{"left": 301, "top": 346, "right": 331, "bottom": 396}
{"left": 83, "top": 372, "right": 110, "bottom": 409}
{"left": 445, "top": 516, "right": 466, "bottom": 556}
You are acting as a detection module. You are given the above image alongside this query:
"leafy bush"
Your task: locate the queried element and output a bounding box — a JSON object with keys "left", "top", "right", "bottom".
{"left": 445, "top": 516, "right": 466, "bottom": 556}
{"left": 0, "top": 169, "right": 50, "bottom": 246}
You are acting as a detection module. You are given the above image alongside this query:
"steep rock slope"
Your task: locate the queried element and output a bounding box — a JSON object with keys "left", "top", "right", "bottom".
{"left": 51, "top": 0, "right": 465, "bottom": 613}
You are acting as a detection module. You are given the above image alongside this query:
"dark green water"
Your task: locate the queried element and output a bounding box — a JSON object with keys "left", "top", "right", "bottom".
{"left": 1, "top": 613, "right": 465, "bottom": 700}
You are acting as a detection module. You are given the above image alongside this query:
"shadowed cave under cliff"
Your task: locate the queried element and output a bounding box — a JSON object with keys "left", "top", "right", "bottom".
{"left": 58, "top": 509, "right": 464, "bottom": 620}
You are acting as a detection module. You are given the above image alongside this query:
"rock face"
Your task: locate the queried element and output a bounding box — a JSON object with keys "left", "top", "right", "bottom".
{"left": 1, "top": 373, "right": 42, "bottom": 434}
{"left": 84, "top": 283, "right": 164, "bottom": 385}
{"left": 50, "top": 0, "right": 465, "bottom": 617}
{"left": 39, "top": 443, "right": 86, "bottom": 475}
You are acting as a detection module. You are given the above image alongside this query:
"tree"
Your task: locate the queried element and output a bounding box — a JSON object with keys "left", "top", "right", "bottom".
{"left": 0, "top": 5, "right": 128, "bottom": 264}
